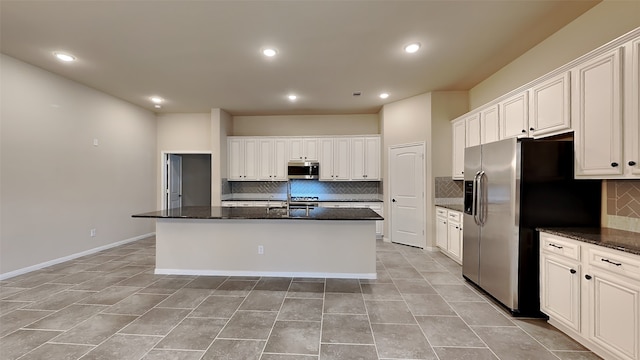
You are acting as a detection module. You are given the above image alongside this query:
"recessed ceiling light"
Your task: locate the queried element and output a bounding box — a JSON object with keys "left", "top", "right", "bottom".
{"left": 154, "top": 104, "right": 162, "bottom": 109}
{"left": 53, "top": 52, "right": 76, "bottom": 62}
{"left": 404, "top": 43, "right": 421, "bottom": 54}
{"left": 262, "top": 48, "right": 278, "bottom": 57}
{"left": 150, "top": 96, "right": 164, "bottom": 104}
{"left": 288, "top": 94, "right": 297, "bottom": 101}
{"left": 379, "top": 93, "right": 389, "bottom": 99}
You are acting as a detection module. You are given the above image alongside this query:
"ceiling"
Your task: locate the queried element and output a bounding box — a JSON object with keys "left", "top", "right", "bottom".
{"left": 0, "top": 0, "right": 600, "bottom": 116}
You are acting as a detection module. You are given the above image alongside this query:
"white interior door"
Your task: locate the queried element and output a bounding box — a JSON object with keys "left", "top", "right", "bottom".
{"left": 389, "top": 144, "right": 425, "bottom": 248}
{"left": 168, "top": 154, "right": 182, "bottom": 209}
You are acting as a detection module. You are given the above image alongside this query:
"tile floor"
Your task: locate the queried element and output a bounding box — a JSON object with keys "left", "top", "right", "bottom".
{"left": 0, "top": 237, "right": 601, "bottom": 360}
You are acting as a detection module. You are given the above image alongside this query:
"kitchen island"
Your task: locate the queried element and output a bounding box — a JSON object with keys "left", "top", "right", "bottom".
{"left": 132, "top": 206, "right": 383, "bottom": 279}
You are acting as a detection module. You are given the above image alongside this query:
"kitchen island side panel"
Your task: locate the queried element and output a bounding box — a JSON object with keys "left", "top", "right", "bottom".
{"left": 155, "top": 218, "right": 377, "bottom": 278}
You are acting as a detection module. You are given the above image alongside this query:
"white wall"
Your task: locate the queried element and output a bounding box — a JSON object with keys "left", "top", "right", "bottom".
{"left": 0, "top": 54, "right": 157, "bottom": 276}
{"left": 430, "top": 92, "right": 468, "bottom": 177}
{"left": 232, "top": 114, "right": 379, "bottom": 136}
{"left": 156, "top": 113, "right": 211, "bottom": 208}
{"left": 211, "top": 108, "right": 233, "bottom": 206}
{"left": 470, "top": 0, "right": 640, "bottom": 109}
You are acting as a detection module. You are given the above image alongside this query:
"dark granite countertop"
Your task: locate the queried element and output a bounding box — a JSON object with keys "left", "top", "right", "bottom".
{"left": 436, "top": 204, "right": 464, "bottom": 213}
{"left": 538, "top": 227, "right": 640, "bottom": 256}
{"left": 133, "top": 206, "right": 384, "bottom": 221}
{"left": 222, "top": 198, "right": 382, "bottom": 203}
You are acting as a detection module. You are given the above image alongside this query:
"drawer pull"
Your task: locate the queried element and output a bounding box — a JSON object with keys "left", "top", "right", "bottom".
{"left": 548, "top": 243, "right": 563, "bottom": 249}
{"left": 570, "top": 269, "right": 576, "bottom": 274}
{"left": 601, "top": 258, "right": 622, "bottom": 266}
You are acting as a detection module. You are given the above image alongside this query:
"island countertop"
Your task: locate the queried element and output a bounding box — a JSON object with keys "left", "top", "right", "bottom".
{"left": 132, "top": 206, "right": 384, "bottom": 221}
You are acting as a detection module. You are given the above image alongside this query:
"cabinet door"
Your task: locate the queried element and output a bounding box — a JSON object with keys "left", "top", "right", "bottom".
{"left": 530, "top": 72, "right": 571, "bottom": 138}
{"left": 587, "top": 268, "right": 640, "bottom": 360}
{"left": 351, "top": 137, "right": 366, "bottom": 180}
{"left": 318, "top": 138, "right": 334, "bottom": 180}
{"left": 303, "top": 138, "right": 319, "bottom": 160}
{"left": 273, "top": 139, "right": 288, "bottom": 181}
{"left": 243, "top": 139, "right": 258, "bottom": 180}
{"left": 540, "top": 254, "right": 581, "bottom": 332}
{"left": 257, "top": 139, "right": 273, "bottom": 180}
{"left": 480, "top": 105, "right": 500, "bottom": 144}
{"left": 289, "top": 138, "right": 304, "bottom": 160}
{"left": 573, "top": 47, "right": 624, "bottom": 177}
{"left": 228, "top": 138, "right": 244, "bottom": 180}
{"left": 500, "top": 91, "right": 529, "bottom": 139}
{"left": 436, "top": 216, "right": 448, "bottom": 250}
{"left": 447, "top": 221, "right": 462, "bottom": 262}
{"left": 629, "top": 37, "right": 640, "bottom": 176}
{"left": 333, "top": 138, "right": 350, "bottom": 180}
{"left": 452, "top": 118, "right": 466, "bottom": 179}
{"left": 365, "top": 137, "right": 380, "bottom": 180}
{"left": 465, "top": 113, "right": 481, "bottom": 147}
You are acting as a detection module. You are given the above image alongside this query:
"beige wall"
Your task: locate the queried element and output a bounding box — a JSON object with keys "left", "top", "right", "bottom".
{"left": 156, "top": 113, "right": 212, "bottom": 208}
{"left": 470, "top": 0, "right": 640, "bottom": 109}
{"left": 211, "top": 108, "right": 233, "bottom": 206}
{"left": 0, "top": 54, "right": 157, "bottom": 276}
{"left": 232, "top": 114, "right": 379, "bottom": 136}
{"left": 431, "top": 92, "right": 469, "bottom": 177}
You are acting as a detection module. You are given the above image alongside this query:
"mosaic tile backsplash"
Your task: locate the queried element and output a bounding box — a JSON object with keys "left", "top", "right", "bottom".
{"left": 435, "top": 177, "right": 463, "bottom": 198}
{"left": 228, "top": 180, "right": 381, "bottom": 200}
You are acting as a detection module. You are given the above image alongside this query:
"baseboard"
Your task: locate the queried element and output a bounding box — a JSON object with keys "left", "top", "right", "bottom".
{"left": 0, "top": 232, "right": 155, "bottom": 280}
{"left": 154, "top": 268, "right": 377, "bottom": 280}
{"left": 383, "top": 236, "right": 391, "bottom": 243}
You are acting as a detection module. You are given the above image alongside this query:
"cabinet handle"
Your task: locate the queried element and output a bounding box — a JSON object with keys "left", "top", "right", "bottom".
{"left": 629, "top": 161, "right": 637, "bottom": 166}
{"left": 548, "top": 243, "right": 563, "bottom": 249}
{"left": 521, "top": 129, "right": 526, "bottom": 133}
{"left": 601, "top": 258, "right": 622, "bottom": 266}
{"left": 529, "top": 127, "right": 535, "bottom": 131}
{"left": 455, "top": 226, "right": 459, "bottom": 229}
{"left": 585, "top": 274, "right": 592, "bottom": 280}
{"left": 611, "top": 162, "right": 619, "bottom": 167}
{"left": 570, "top": 269, "right": 576, "bottom": 274}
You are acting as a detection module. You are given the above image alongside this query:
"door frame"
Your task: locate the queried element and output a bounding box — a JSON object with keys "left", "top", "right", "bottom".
{"left": 388, "top": 142, "right": 426, "bottom": 248}
{"left": 161, "top": 150, "right": 212, "bottom": 210}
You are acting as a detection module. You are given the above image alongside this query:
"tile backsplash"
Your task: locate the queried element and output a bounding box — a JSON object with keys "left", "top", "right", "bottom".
{"left": 605, "top": 179, "right": 640, "bottom": 233}
{"left": 435, "top": 177, "right": 463, "bottom": 198}
{"left": 226, "top": 180, "right": 381, "bottom": 200}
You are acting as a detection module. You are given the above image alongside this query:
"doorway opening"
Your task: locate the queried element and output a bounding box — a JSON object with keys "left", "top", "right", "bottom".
{"left": 163, "top": 153, "right": 212, "bottom": 209}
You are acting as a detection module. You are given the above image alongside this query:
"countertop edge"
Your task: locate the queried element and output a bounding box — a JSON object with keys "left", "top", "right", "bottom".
{"left": 537, "top": 227, "right": 640, "bottom": 256}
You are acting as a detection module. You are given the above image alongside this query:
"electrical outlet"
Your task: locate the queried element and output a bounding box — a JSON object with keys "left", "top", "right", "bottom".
{"left": 90, "top": 228, "right": 96, "bottom": 237}
{"left": 258, "top": 245, "right": 264, "bottom": 255}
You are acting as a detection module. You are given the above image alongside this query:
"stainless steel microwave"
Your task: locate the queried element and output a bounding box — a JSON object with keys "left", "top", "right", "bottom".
{"left": 287, "top": 161, "right": 319, "bottom": 179}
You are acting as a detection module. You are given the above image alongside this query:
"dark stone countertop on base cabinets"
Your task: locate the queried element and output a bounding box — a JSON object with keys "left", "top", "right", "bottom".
{"left": 436, "top": 204, "right": 464, "bottom": 213}
{"left": 132, "top": 206, "right": 383, "bottom": 221}
{"left": 538, "top": 227, "right": 640, "bottom": 256}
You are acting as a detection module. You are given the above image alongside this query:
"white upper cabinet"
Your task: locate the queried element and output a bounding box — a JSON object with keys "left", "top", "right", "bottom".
{"left": 627, "top": 37, "right": 640, "bottom": 176}
{"left": 529, "top": 72, "right": 571, "bottom": 138}
{"left": 319, "top": 137, "right": 350, "bottom": 181}
{"left": 500, "top": 91, "right": 529, "bottom": 139}
{"left": 465, "top": 113, "right": 481, "bottom": 148}
{"left": 452, "top": 118, "right": 466, "bottom": 180}
{"left": 351, "top": 136, "right": 380, "bottom": 180}
{"left": 289, "top": 138, "right": 318, "bottom": 161}
{"left": 228, "top": 137, "right": 258, "bottom": 180}
{"left": 573, "top": 47, "right": 624, "bottom": 178}
{"left": 257, "top": 138, "right": 288, "bottom": 181}
{"left": 480, "top": 105, "right": 500, "bottom": 144}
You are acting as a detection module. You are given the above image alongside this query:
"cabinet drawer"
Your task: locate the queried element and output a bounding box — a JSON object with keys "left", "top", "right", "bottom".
{"left": 436, "top": 207, "right": 447, "bottom": 218}
{"left": 447, "top": 210, "right": 461, "bottom": 223}
{"left": 587, "top": 247, "right": 640, "bottom": 281}
{"left": 540, "top": 233, "right": 580, "bottom": 261}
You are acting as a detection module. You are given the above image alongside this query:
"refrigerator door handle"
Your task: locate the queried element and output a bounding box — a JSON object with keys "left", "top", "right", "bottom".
{"left": 472, "top": 171, "right": 481, "bottom": 225}
{"left": 478, "top": 171, "right": 487, "bottom": 226}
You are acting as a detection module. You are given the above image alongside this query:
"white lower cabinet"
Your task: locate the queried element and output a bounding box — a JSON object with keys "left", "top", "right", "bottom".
{"left": 435, "top": 207, "right": 463, "bottom": 264}
{"left": 540, "top": 232, "right": 640, "bottom": 360}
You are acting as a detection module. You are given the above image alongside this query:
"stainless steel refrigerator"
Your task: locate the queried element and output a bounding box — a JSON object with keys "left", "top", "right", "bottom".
{"left": 463, "top": 137, "right": 600, "bottom": 316}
